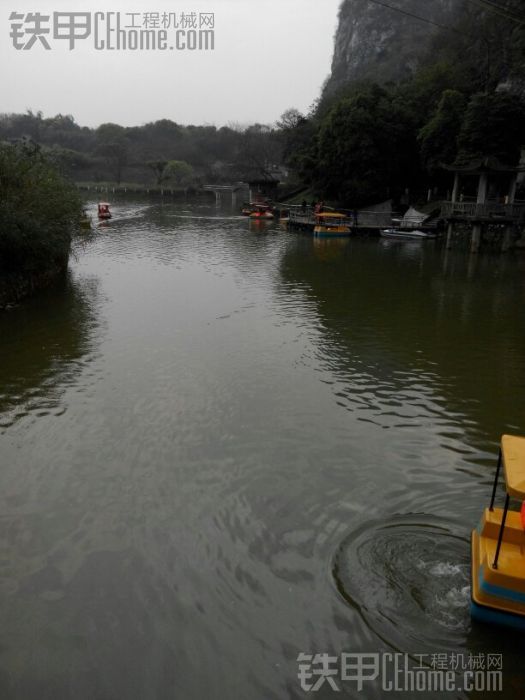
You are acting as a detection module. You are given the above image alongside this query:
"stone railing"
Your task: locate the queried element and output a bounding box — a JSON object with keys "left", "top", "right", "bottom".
{"left": 441, "top": 201, "right": 525, "bottom": 222}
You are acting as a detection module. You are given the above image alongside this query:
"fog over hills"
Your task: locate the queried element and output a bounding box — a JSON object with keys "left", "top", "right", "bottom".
{"left": 324, "top": 0, "right": 525, "bottom": 96}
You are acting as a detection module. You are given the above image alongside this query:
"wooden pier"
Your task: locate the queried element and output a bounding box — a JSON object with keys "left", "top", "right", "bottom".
{"left": 287, "top": 208, "right": 317, "bottom": 231}
{"left": 441, "top": 201, "right": 525, "bottom": 224}
{"left": 286, "top": 206, "right": 392, "bottom": 232}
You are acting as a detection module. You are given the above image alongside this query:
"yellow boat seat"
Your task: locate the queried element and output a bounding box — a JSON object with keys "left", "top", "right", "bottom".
{"left": 501, "top": 434, "right": 525, "bottom": 499}
{"left": 480, "top": 508, "right": 525, "bottom": 545}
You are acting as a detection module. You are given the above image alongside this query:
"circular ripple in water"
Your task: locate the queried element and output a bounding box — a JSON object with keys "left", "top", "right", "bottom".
{"left": 332, "top": 514, "right": 471, "bottom": 652}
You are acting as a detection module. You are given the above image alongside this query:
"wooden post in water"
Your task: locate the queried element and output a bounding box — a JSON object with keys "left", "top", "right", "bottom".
{"left": 502, "top": 225, "right": 514, "bottom": 252}
{"left": 502, "top": 173, "right": 518, "bottom": 252}
{"left": 471, "top": 223, "right": 482, "bottom": 253}
{"left": 470, "top": 172, "right": 488, "bottom": 253}
{"left": 446, "top": 173, "right": 460, "bottom": 249}
{"left": 446, "top": 222, "right": 454, "bottom": 249}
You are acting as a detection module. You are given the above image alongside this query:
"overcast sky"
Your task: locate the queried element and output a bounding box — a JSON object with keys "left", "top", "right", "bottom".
{"left": 1, "top": 0, "right": 341, "bottom": 128}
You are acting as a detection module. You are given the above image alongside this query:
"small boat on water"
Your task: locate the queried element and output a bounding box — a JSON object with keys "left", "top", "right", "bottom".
{"left": 471, "top": 434, "right": 525, "bottom": 629}
{"left": 380, "top": 228, "right": 436, "bottom": 240}
{"left": 98, "top": 202, "right": 112, "bottom": 220}
{"left": 313, "top": 212, "right": 352, "bottom": 237}
{"left": 249, "top": 204, "right": 275, "bottom": 220}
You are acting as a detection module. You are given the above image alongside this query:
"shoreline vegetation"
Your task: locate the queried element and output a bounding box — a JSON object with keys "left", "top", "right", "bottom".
{"left": 0, "top": 140, "right": 82, "bottom": 309}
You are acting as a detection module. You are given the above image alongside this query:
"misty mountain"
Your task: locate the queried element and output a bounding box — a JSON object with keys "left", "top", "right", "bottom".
{"left": 324, "top": 0, "right": 525, "bottom": 96}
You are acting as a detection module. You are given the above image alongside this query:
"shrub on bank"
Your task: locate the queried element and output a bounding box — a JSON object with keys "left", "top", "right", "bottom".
{"left": 0, "top": 140, "right": 82, "bottom": 273}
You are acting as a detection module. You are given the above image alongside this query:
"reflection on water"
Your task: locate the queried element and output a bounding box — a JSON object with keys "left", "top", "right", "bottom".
{"left": 0, "top": 273, "right": 102, "bottom": 429}
{"left": 280, "top": 236, "right": 525, "bottom": 457}
{"left": 0, "top": 198, "right": 524, "bottom": 699}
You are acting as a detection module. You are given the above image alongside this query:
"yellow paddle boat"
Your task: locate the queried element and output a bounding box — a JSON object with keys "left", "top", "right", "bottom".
{"left": 471, "top": 434, "right": 525, "bottom": 628}
{"left": 313, "top": 212, "right": 352, "bottom": 238}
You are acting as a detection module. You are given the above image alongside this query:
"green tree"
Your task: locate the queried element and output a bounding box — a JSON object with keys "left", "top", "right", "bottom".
{"left": 95, "top": 123, "right": 130, "bottom": 183}
{"left": 235, "top": 124, "right": 283, "bottom": 179}
{"left": 457, "top": 91, "right": 525, "bottom": 165}
{"left": 418, "top": 90, "right": 467, "bottom": 172}
{"left": 163, "top": 160, "right": 194, "bottom": 186}
{"left": 392, "top": 63, "right": 465, "bottom": 130}
{"left": 44, "top": 145, "right": 96, "bottom": 179}
{"left": 316, "top": 83, "right": 417, "bottom": 205}
{"left": 146, "top": 160, "right": 169, "bottom": 185}
{"left": 0, "top": 140, "right": 82, "bottom": 272}
{"left": 276, "top": 108, "right": 320, "bottom": 184}
{"left": 276, "top": 108, "right": 304, "bottom": 132}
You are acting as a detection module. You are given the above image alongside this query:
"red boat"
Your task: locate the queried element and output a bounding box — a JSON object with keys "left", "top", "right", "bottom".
{"left": 249, "top": 204, "right": 274, "bottom": 220}
{"left": 98, "top": 202, "right": 112, "bottom": 220}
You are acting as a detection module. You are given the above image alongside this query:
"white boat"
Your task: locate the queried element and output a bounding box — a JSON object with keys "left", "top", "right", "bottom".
{"left": 380, "top": 229, "right": 437, "bottom": 240}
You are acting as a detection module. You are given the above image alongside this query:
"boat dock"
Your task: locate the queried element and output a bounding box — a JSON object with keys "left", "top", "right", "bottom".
{"left": 286, "top": 206, "right": 393, "bottom": 232}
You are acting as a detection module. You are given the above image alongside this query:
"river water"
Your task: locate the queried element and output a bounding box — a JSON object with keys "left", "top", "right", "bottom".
{"left": 1, "top": 199, "right": 525, "bottom": 699}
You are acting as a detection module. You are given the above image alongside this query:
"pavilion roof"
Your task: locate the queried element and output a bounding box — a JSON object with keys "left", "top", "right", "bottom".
{"left": 442, "top": 155, "right": 525, "bottom": 174}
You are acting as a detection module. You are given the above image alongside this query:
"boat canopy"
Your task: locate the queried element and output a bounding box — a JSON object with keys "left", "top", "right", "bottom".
{"left": 316, "top": 212, "right": 347, "bottom": 219}
{"left": 502, "top": 434, "right": 525, "bottom": 498}
{"left": 400, "top": 206, "right": 428, "bottom": 228}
